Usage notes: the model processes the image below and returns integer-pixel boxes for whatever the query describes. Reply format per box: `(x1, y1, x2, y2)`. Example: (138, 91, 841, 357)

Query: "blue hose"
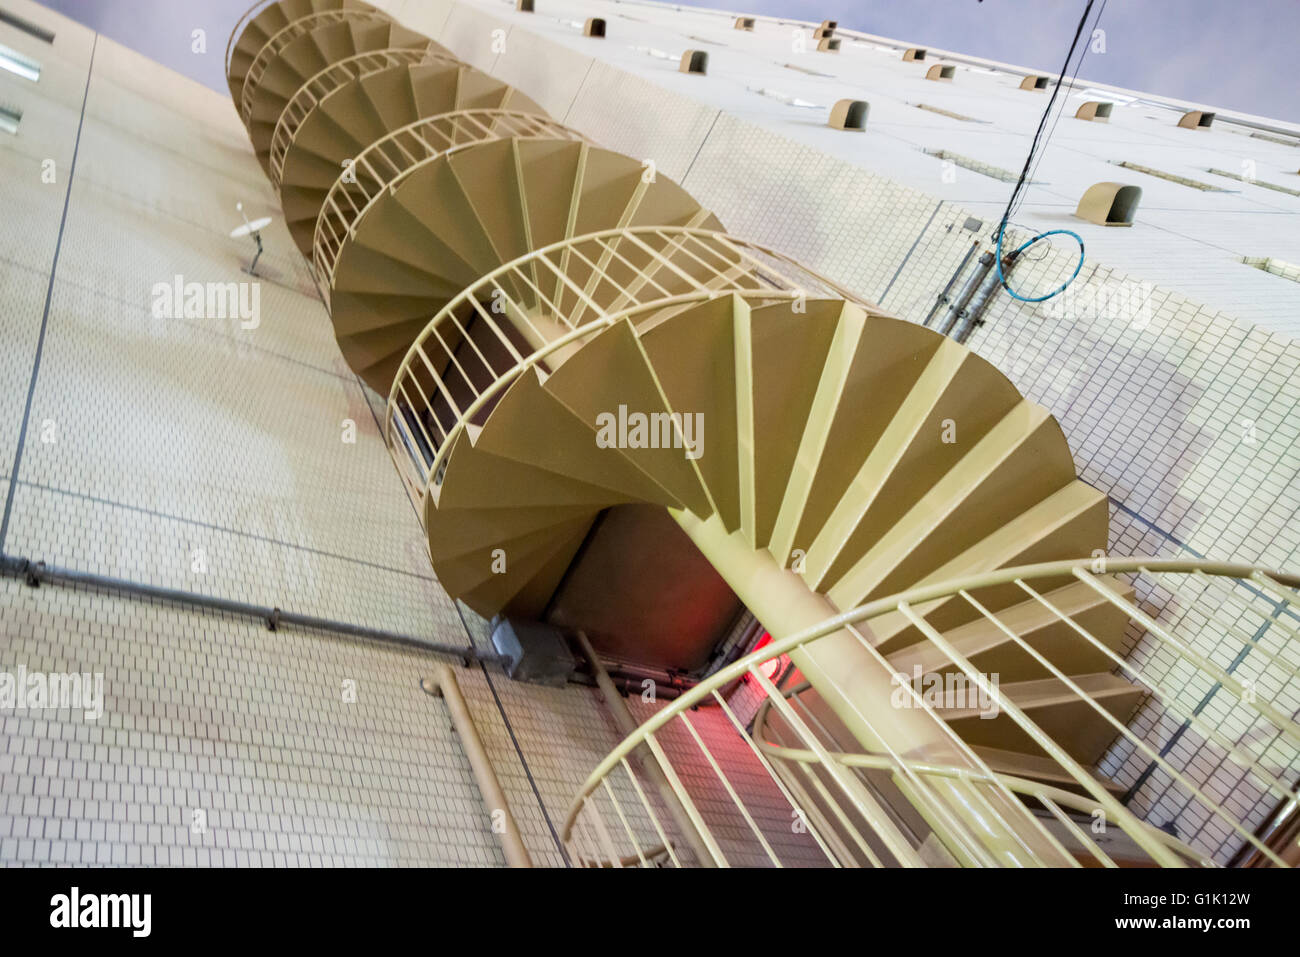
(994, 221, 1085, 303)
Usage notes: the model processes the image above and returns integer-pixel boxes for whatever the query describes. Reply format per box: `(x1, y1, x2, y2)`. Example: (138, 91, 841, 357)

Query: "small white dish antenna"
(231, 202, 272, 275)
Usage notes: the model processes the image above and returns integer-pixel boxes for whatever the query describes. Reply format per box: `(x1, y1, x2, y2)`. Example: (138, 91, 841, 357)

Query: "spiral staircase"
(226, 1, 1299, 868)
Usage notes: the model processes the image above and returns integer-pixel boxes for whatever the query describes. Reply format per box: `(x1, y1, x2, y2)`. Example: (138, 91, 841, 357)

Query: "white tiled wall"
(390, 0, 1299, 864)
(0, 0, 671, 868)
(3, 0, 1295, 869)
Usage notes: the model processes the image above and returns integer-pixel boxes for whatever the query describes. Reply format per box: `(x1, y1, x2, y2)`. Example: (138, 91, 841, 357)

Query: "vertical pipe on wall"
(423, 664, 533, 867)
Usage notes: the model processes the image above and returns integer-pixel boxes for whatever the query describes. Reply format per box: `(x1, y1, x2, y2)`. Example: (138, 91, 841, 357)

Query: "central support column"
(672, 509, 1071, 867)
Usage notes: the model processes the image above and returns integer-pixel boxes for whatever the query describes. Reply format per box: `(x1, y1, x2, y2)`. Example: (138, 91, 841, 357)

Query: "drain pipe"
(0, 553, 508, 665)
(574, 630, 716, 867)
(951, 249, 1021, 344)
(923, 240, 980, 328)
(420, 664, 533, 868)
(935, 251, 994, 338)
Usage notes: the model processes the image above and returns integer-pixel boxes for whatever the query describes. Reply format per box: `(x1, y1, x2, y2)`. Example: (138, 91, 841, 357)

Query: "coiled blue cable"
(994, 221, 1086, 303)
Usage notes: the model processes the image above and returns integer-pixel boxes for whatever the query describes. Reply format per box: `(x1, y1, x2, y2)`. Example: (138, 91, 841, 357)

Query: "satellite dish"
(231, 202, 272, 276)
(229, 217, 272, 239)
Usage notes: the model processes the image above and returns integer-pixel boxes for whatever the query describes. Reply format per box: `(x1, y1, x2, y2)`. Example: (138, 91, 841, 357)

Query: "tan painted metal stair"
(329, 140, 722, 393)
(279, 61, 548, 254)
(224, 2, 1300, 867)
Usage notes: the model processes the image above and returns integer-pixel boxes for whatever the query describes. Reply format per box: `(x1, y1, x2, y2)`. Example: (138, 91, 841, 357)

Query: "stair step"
(849, 481, 1110, 653)
(459, 517, 592, 620)
(744, 299, 842, 548)
(778, 314, 942, 568)
(828, 401, 1075, 605)
(885, 577, 1134, 683)
(972, 745, 1127, 798)
(809, 338, 1025, 590)
(542, 320, 713, 516)
(471, 368, 688, 506)
(637, 295, 741, 531)
(940, 673, 1145, 766)
(435, 430, 647, 512)
(447, 139, 531, 266)
(434, 514, 594, 599)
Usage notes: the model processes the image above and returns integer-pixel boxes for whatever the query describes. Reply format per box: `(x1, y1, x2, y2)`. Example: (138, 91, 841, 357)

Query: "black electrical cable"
(997, 0, 1099, 233)
(1017, 0, 1110, 215)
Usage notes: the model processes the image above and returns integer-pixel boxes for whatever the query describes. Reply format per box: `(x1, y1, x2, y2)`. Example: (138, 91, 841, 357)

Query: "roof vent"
(583, 17, 605, 37)
(0, 41, 39, 81)
(734, 16, 755, 30)
(1075, 101, 1113, 122)
(0, 8, 54, 43)
(515, 0, 534, 10)
(1075, 182, 1142, 226)
(926, 64, 956, 82)
(903, 48, 927, 61)
(1019, 75, 1051, 91)
(817, 36, 841, 53)
(679, 50, 708, 74)
(1242, 256, 1300, 283)
(828, 99, 868, 131)
(815, 20, 837, 36)
(0, 102, 20, 135)
(1178, 110, 1215, 130)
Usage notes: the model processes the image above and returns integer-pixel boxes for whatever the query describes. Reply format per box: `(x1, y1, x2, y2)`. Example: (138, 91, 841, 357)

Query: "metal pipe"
(923, 240, 980, 328)
(936, 251, 993, 337)
(574, 630, 717, 867)
(421, 664, 533, 868)
(0, 553, 508, 665)
(952, 250, 1019, 344)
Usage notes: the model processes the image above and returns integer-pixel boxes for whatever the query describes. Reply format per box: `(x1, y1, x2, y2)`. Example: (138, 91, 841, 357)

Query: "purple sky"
(39, 0, 1300, 123)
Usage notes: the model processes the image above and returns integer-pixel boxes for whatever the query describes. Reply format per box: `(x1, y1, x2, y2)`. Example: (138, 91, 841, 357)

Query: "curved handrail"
(382, 226, 868, 511)
(312, 110, 586, 285)
(747, 680, 1213, 867)
(561, 558, 1300, 867)
(225, 0, 277, 80)
(268, 46, 457, 187)
(240, 8, 391, 125)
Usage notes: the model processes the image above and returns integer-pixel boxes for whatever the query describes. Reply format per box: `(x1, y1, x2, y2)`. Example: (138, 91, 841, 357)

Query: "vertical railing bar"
(839, 617, 1097, 867)
(762, 716, 879, 865)
(746, 664, 928, 867)
(411, 340, 463, 421)
(836, 622, 1038, 866)
(424, 323, 478, 406)
(1075, 567, 1300, 745)
(572, 810, 602, 868)
(1248, 570, 1300, 615)
(394, 383, 438, 472)
(641, 732, 730, 867)
(587, 797, 625, 868)
(782, 678, 1011, 866)
(712, 690, 842, 867)
(619, 758, 681, 868)
(587, 237, 678, 306)
(677, 711, 783, 867)
(397, 356, 445, 440)
(1037, 792, 1114, 868)
(600, 778, 649, 867)
(555, 238, 629, 327)
(444, 304, 500, 382)
(986, 587, 1289, 867)
(531, 249, 607, 330)
(1014, 578, 1297, 804)
(897, 600, 1183, 867)
(618, 230, 706, 289)
(1174, 571, 1300, 679)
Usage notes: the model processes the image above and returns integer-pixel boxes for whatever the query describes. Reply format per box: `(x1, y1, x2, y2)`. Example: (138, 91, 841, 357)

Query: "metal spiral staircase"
(227, 1, 1300, 868)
